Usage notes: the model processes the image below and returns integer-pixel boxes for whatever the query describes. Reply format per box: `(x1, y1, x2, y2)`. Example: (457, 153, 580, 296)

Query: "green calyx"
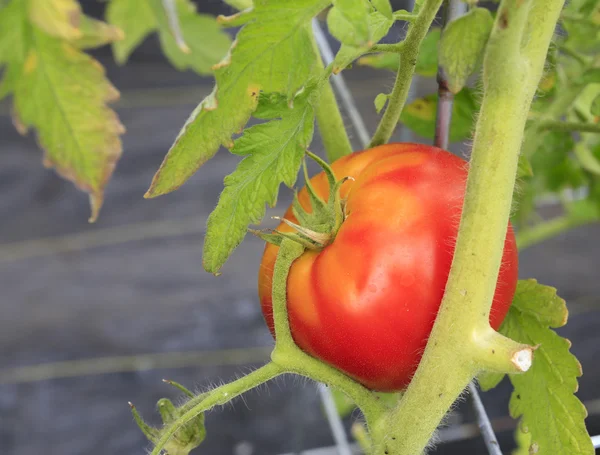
(251, 151, 352, 250)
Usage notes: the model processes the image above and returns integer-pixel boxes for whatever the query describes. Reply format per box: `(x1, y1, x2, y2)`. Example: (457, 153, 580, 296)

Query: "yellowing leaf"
(107, 0, 230, 74)
(75, 15, 124, 50)
(203, 91, 315, 273)
(13, 30, 124, 222)
(145, 0, 327, 198)
(28, 0, 83, 40)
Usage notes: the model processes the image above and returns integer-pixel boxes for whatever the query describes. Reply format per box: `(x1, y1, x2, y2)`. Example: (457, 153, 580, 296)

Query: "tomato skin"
(258, 143, 519, 392)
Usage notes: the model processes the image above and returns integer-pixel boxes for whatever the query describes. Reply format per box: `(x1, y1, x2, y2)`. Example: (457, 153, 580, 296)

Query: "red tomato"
(258, 143, 518, 391)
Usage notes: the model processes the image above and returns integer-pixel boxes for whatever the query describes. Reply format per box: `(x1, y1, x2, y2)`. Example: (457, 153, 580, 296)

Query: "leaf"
(202, 91, 315, 273)
(477, 371, 504, 392)
(495, 280, 594, 455)
(370, 0, 392, 19)
(575, 144, 600, 175)
(13, 29, 124, 222)
(222, 0, 253, 9)
(374, 92, 389, 113)
(74, 15, 124, 50)
(327, 0, 371, 47)
(517, 154, 533, 179)
(512, 427, 533, 455)
(27, 0, 82, 40)
(333, 10, 393, 73)
(107, 0, 230, 73)
(356, 27, 440, 77)
(438, 7, 493, 93)
(145, 0, 326, 198)
(400, 88, 479, 143)
(0, 0, 29, 99)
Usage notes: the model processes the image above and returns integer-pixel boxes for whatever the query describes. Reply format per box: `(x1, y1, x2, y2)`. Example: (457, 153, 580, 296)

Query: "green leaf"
(400, 88, 479, 143)
(107, 0, 230, 74)
(13, 29, 124, 222)
(145, 0, 326, 198)
(477, 371, 504, 392)
(370, 0, 392, 19)
(575, 144, 600, 175)
(356, 27, 440, 77)
(327, 0, 371, 47)
(415, 27, 440, 77)
(27, 0, 83, 40)
(591, 93, 600, 116)
(496, 280, 594, 455)
(222, 0, 253, 10)
(374, 92, 389, 113)
(517, 154, 534, 179)
(202, 91, 315, 273)
(333, 10, 393, 73)
(0, 0, 29, 99)
(512, 427, 533, 455)
(438, 7, 493, 93)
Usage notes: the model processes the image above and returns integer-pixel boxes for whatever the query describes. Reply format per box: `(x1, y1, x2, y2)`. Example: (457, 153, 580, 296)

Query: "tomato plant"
(259, 143, 519, 391)
(1, 0, 599, 454)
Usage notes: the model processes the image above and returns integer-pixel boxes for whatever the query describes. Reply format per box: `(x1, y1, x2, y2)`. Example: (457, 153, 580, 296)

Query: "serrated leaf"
(145, 0, 326, 198)
(28, 0, 82, 40)
(202, 93, 315, 273)
(494, 280, 594, 455)
(13, 30, 124, 222)
(74, 16, 124, 50)
(332, 10, 393, 73)
(107, 0, 230, 73)
(374, 92, 388, 113)
(327, 0, 371, 47)
(439, 7, 493, 94)
(356, 27, 440, 77)
(400, 88, 479, 143)
(370, 0, 392, 19)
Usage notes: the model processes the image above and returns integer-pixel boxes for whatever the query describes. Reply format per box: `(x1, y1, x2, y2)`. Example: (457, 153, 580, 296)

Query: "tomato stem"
(311, 23, 353, 162)
(369, 0, 445, 147)
(371, 1, 566, 453)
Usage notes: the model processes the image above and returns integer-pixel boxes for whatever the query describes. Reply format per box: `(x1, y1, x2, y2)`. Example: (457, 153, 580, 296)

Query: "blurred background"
(1, 1, 599, 454)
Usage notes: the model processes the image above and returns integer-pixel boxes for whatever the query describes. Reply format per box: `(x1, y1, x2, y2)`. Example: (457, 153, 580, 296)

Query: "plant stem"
(150, 362, 284, 455)
(537, 120, 600, 133)
(369, 0, 445, 147)
(516, 213, 599, 249)
(311, 25, 353, 162)
(371, 1, 565, 453)
(371, 43, 404, 53)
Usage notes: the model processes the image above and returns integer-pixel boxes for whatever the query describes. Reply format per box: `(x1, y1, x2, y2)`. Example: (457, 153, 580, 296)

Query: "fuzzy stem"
(311, 26, 353, 162)
(269, 239, 387, 428)
(516, 212, 599, 249)
(369, 0, 444, 147)
(149, 362, 284, 455)
(370, 1, 565, 453)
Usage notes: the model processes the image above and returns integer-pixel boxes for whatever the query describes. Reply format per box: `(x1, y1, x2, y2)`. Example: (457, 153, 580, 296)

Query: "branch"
(537, 120, 600, 134)
(370, 1, 566, 453)
(369, 0, 445, 147)
(516, 212, 599, 249)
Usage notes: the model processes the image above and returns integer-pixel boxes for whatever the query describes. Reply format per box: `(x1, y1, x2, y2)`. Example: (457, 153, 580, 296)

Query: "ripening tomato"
(258, 143, 518, 392)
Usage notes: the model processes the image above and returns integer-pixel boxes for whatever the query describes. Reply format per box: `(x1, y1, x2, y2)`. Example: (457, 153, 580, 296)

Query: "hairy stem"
(150, 362, 284, 455)
(311, 26, 353, 162)
(371, 1, 565, 453)
(369, 0, 444, 147)
(537, 120, 600, 133)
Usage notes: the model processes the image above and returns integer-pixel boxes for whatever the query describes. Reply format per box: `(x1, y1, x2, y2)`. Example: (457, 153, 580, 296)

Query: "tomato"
(258, 143, 518, 391)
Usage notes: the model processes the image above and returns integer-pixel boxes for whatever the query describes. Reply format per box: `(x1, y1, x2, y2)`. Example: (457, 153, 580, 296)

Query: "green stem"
(371, 1, 565, 453)
(150, 362, 284, 455)
(371, 42, 404, 53)
(311, 29, 353, 162)
(517, 213, 599, 249)
(369, 0, 444, 147)
(537, 120, 600, 133)
(269, 239, 387, 428)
